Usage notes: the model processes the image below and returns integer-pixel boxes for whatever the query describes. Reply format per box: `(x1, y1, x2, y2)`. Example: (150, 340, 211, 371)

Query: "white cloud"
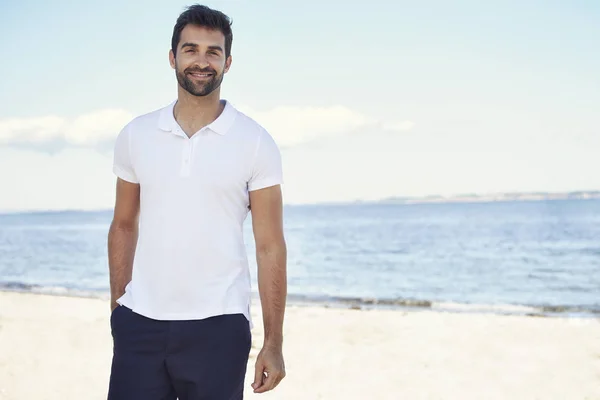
(0, 116, 64, 144)
(64, 109, 134, 146)
(0, 109, 133, 148)
(0, 105, 414, 150)
(237, 105, 415, 147)
(383, 120, 416, 132)
(237, 105, 376, 147)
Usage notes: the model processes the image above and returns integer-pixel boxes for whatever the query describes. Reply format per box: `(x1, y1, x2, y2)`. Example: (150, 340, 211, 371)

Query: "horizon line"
(1, 189, 599, 215)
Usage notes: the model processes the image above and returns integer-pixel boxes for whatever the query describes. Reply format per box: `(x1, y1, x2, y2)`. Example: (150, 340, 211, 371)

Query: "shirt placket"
(180, 137, 194, 177)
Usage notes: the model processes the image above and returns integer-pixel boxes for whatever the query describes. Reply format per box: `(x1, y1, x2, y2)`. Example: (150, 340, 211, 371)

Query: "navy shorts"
(108, 305, 252, 400)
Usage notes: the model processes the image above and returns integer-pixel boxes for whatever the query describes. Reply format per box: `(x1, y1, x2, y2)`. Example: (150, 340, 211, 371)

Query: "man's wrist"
(110, 294, 122, 309)
(263, 334, 283, 349)
(111, 290, 124, 303)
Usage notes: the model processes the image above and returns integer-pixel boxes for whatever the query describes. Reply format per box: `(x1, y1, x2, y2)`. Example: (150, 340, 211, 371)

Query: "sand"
(0, 291, 598, 399)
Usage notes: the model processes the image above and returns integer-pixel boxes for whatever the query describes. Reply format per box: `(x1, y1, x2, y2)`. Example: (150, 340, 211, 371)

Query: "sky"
(0, 0, 599, 211)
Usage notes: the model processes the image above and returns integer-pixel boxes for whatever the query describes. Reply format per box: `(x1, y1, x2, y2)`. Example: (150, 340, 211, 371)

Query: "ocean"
(1, 199, 598, 317)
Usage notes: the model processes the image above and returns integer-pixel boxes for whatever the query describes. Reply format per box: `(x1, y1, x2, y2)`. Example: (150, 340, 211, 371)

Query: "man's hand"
(252, 344, 286, 393)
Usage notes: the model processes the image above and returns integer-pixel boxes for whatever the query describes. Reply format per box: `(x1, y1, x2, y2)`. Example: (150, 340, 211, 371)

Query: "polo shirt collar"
(158, 99, 236, 136)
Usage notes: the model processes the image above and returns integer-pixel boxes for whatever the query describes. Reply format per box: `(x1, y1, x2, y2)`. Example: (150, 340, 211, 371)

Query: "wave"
(284, 293, 600, 317)
(0, 281, 109, 300)
(1, 281, 598, 318)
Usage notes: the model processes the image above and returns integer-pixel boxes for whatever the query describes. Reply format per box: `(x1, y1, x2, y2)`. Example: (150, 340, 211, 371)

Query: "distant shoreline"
(1, 191, 600, 215)
(376, 190, 600, 205)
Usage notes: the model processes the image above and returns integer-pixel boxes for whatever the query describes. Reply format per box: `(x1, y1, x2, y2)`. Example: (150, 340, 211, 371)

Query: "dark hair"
(171, 4, 233, 58)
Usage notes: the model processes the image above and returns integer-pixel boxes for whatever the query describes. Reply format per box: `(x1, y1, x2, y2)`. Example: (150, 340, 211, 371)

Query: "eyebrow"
(180, 43, 223, 53)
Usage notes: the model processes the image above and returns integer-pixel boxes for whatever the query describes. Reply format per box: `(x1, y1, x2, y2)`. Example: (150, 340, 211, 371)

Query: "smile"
(188, 72, 213, 79)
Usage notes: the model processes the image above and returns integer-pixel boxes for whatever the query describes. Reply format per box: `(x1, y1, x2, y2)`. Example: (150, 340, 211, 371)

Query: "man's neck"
(173, 88, 225, 138)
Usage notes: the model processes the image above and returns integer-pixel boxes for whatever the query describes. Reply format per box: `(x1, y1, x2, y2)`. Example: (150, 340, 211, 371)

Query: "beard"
(176, 64, 224, 97)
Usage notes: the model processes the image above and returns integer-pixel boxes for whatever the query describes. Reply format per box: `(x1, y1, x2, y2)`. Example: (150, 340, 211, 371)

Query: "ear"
(224, 55, 232, 73)
(169, 49, 176, 69)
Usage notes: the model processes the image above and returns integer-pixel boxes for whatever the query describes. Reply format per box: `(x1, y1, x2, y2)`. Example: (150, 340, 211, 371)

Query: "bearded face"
(170, 24, 231, 97)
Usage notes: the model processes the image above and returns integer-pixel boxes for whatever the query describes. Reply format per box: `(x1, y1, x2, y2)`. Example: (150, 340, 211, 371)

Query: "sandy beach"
(0, 291, 598, 400)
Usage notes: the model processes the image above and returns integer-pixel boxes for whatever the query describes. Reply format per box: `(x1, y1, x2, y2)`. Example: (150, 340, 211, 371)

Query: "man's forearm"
(108, 222, 138, 307)
(256, 242, 287, 348)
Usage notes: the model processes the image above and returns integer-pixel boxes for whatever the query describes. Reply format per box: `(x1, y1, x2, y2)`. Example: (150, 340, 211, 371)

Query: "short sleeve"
(248, 129, 283, 191)
(112, 124, 139, 184)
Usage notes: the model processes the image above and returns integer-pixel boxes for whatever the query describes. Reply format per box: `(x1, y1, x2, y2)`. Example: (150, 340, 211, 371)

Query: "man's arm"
(249, 184, 287, 394)
(108, 178, 140, 311)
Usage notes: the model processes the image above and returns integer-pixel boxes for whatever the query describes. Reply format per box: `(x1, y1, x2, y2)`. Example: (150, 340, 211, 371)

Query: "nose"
(193, 54, 210, 69)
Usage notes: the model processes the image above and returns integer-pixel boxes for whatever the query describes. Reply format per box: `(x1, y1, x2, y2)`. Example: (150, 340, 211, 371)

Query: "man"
(107, 4, 287, 399)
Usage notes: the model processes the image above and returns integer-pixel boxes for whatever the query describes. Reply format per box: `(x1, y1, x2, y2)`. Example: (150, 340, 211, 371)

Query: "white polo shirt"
(112, 99, 283, 326)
